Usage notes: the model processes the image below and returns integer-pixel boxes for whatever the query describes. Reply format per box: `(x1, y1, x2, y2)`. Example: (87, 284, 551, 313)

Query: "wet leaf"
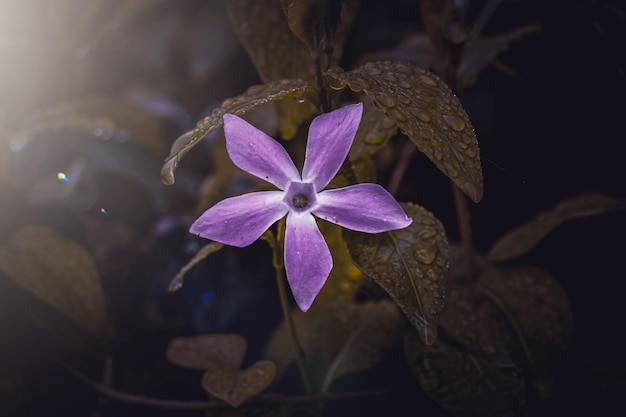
(226, 0, 313, 82)
(408, 245, 574, 415)
(161, 79, 314, 185)
(264, 299, 404, 390)
(201, 360, 276, 407)
(349, 97, 398, 160)
(344, 203, 448, 344)
(8, 97, 166, 156)
(166, 334, 246, 370)
(0, 225, 113, 339)
(404, 286, 528, 417)
(478, 265, 574, 398)
(457, 24, 540, 89)
(488, 193, 626, 262)
(325, 62, 483, 202)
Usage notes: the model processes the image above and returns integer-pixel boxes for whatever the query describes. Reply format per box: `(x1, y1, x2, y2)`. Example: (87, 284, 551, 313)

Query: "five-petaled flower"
(190, 103, 412, 311)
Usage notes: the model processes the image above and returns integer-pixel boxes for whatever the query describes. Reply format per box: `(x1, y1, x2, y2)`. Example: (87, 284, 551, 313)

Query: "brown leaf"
(478, 265, 574, 398)
(404, 286, 528, 417)
(161, 79, 314, 185)
(166, 334, 247, 370)
(0, 226, 114, 339)
(201, 360, 276, 407)
(226, 0, 313, 83)
(325, 62, 483, 202)
(344, 203, 448, 344)
(488, 193, 626, 262)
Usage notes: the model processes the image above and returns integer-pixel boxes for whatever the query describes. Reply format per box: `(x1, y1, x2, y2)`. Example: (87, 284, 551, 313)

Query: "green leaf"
(344, 203, 448, 344)
(487, 193, 626, 262)
(166, 333, 246, 370)
(161, 79, 314, 185)
(0, 226, 114, 339)
(325, 62, 484, 202)
(264, 299, 404, 390)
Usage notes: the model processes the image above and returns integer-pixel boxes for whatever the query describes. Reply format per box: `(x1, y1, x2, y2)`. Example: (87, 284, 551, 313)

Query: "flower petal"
(190, 191, 288, 247)
(314, 184, 412, 232)
(224, 114, 300, 189)
(302, 103, 363, 190)
(284, 212, 332, 312)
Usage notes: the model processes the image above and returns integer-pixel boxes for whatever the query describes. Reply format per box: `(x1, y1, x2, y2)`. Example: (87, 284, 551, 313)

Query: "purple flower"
(190, 103, 412, 311)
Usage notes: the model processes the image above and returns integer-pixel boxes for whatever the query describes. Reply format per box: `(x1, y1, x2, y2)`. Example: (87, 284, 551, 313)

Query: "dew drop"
(410, 107, 431, 122)
(433, 149, 443, 161)
(394, 63, 412, 74)
(419, 226, 438, 240)
(397, 94, 411, 105)
(443, 114, 465, 131)
(399, 81, 412, 89)
(443, 162, 459, 178)
(464, 146, 478, 158)
(416, 247, 437, 264)
(390, 109, 407, 122)
(375, 92, 396, 107)
(366, 66, 382, 76)
(382, 73, 398, 83)
(419, 74, 438, 87)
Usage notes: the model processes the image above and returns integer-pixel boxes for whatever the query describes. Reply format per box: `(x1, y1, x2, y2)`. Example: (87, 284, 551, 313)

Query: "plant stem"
(59, 359, 387, 410)
(387, 140, 416, 197)
(264, 227, 312, 394)
(452, 184, 478, 281)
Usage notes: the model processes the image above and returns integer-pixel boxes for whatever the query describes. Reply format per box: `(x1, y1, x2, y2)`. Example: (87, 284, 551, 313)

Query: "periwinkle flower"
(191, 103, 412, 311)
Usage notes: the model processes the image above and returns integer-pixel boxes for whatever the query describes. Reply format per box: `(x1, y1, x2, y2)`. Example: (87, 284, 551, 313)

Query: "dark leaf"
(478, 265, 574, 398)
(404, 286, 528, 417)
(488, 193, 626, 262)
(325, 62, 483, 202)
(0, 226, 114, 339)
(226, 0, 313, 82)
(201, 360, 276, 407)
(264, 299, 404, 390)
(280, 0, 360, 65)
(344, 203, 448, 344)
(161, 79, 314, 185)
(457, 24, 540, 89)
(280, 0, 320, 51)
(166, 334, 246, 370)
